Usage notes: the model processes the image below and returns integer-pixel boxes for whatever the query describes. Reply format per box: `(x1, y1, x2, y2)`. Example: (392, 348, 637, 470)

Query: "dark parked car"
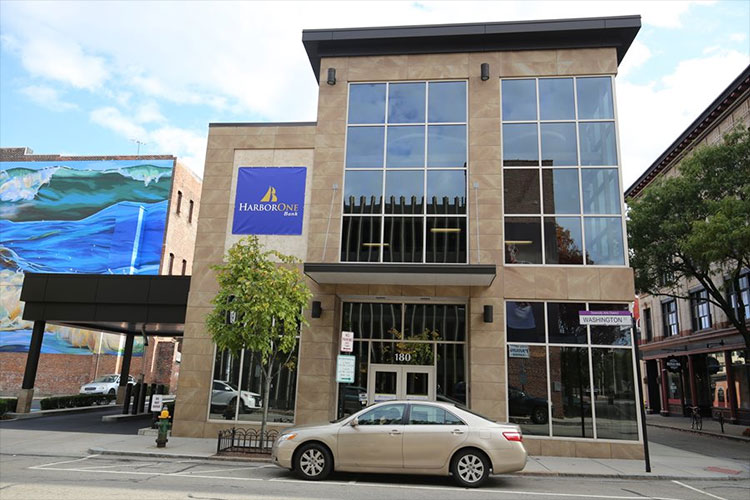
(508, 386, 548, 424)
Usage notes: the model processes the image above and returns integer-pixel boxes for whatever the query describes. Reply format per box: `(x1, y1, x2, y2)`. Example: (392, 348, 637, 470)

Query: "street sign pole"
(632, 319, 652, 473)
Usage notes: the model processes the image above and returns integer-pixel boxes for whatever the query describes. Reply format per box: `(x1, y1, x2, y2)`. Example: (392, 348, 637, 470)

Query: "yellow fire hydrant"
(156, 408, 170, 448)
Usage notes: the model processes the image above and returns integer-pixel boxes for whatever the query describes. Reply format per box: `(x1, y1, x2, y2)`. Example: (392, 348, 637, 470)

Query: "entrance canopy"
(305, 263, 496, 287)
(21, 273, 190, 337)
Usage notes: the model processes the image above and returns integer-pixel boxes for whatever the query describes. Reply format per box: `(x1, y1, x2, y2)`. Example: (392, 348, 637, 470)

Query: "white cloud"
(19, 37, 109, 90)
(729, 32, 747, 42)
(90, 107, 147, 140)
(617, 48, 750, 188)
(20, 85, 78, 112)
(134, 102, 166, 124)
(618, 40, 652, 78)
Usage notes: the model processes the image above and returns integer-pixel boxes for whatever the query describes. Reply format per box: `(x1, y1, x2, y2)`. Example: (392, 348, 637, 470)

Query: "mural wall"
(0, 159, 175, 355)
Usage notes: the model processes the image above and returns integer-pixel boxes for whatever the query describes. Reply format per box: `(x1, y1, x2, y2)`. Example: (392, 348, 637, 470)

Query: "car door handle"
(451, 429, 465, 435)
(389, 429, 402, 435)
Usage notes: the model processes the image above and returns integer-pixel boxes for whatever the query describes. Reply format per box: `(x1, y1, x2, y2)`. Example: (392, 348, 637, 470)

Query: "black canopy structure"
(16, 273, 190, 411)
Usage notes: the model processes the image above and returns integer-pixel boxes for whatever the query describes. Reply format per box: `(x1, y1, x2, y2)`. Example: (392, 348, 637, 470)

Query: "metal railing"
(217, 427, 279, 455)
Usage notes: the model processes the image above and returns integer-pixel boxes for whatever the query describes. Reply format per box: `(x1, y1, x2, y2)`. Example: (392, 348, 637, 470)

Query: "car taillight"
(503, 431, 523, 442)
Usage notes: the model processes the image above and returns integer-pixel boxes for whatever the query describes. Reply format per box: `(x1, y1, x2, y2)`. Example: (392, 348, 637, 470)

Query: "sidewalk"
(646, 413, 750, 442)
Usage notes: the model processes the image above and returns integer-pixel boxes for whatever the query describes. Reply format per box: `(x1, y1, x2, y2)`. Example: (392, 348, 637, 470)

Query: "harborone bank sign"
(232, 167, 307, 235)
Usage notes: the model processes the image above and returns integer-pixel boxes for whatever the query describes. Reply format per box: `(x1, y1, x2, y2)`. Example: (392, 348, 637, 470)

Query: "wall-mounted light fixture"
(311, 301, 322, 318)
(483, 305, 493, 323)
(327, 68, 336, 85)
(480, 63, 490, 81)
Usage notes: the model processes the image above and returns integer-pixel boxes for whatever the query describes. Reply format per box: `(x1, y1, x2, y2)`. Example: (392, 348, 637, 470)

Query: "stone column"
(658, 358, 670, 416)
(724, 350, 739, 423)
(16, 320, 46, 413)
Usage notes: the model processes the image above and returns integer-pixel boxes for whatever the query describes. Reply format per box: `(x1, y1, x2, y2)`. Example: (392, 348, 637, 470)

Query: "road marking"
(175, 466, 258, 475)
(28, 463, 687, 500)
(671, 480, 727, 500)
(30, 454, 100, 469)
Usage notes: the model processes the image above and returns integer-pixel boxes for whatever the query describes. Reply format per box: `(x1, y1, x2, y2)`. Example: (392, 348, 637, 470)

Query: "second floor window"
(690, 289, 711, 331)
(176, 191, 183, 214)
(188, 200, 194, 223)
(661, 300, 678, 337)
(181, 259, 187, 276)
(727, 273, 750, 321)
(341, 81, 468, 263)
(168, 253, 174, 275)
(643, 308, 653, 341)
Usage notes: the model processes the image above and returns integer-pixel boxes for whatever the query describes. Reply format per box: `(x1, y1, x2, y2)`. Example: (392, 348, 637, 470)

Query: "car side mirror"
(350, 417, 359, 427)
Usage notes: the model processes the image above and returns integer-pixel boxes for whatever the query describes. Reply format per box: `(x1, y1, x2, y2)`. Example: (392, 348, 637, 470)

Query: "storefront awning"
(304, 263, 496, 287)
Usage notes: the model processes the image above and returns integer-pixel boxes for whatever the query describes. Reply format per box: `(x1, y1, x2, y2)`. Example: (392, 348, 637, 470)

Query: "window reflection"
(503, 123, 539, 166)
(502, 79, 537, 121)
(344, 170, 383, 214)
(383, 217, 424, 262)
(427, 125, 466, 167)
(348, 83, 386, 124)
(426, 217, 466, 263)
(579, 122, 617, 166)
(577, 77, 614, 120)
(437, 344, 466, 405)
(581, 168, 621, 214)
(341, 216, 382, 262)
(428, 81, 466, 123)
(541, 123, 578, 166)
(544, 217, 583, 265)
(549, 346, 593, 438)
(505, 217, 542, 264)
(504, 169, 540, 214)
(589, 304, 631, 345)
(238, 345, 298, 423)
(542, 169, 580, 214)
(506, 301, 545, 343)
(210, 349, 242, 420)
(404, 303, 466, 342)
(388, 82, 425, 123)
(547, 303, 587, 343)
(427, 170, 466, 214)
(539, 78, 575, 120)
(346, 126, 385, 168)
(584, 217, 625, 265)
(592, 348, 637, 440)
(341, 302, 402, 340)
(387, 126, 425, 168)
(508, 345, 549, 435)
(385, 170, 424, 214)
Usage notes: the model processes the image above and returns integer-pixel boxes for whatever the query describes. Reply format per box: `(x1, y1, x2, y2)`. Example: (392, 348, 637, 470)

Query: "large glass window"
(661, 300, 678, 337)
(343, 81, 468, 263)
(502, 76, 625, 266)
(210, 343, 299, 423)
(731, 350, 750, 410)
(727, 273, 750, 321)
(507, 300, 638, 441)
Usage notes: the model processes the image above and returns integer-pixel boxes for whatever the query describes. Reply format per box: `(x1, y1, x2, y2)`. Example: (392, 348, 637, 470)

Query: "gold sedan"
(271, 401, 527, 487)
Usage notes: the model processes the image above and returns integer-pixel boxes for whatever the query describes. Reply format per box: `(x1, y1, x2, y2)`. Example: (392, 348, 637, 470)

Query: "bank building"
(172, 15, 643, 459)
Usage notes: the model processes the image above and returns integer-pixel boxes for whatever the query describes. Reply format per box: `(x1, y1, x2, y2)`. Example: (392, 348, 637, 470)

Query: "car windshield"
(92, 375, 117, 383)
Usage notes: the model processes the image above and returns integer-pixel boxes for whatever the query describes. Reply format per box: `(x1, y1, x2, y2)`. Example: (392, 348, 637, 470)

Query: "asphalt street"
(0, 406, 149, 434)
(1, 453, 748, 500)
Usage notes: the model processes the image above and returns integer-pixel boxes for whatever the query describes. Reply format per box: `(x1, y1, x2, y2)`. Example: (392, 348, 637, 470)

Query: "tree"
(628, 127, 750, 349)
(206, 236, 312, 439)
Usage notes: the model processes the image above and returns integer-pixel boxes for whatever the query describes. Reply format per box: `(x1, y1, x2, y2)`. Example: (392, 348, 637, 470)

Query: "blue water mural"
(0, 159, 174, 354)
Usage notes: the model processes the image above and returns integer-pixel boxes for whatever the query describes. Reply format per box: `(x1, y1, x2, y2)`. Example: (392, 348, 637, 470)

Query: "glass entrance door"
(368, 364, 435, 404)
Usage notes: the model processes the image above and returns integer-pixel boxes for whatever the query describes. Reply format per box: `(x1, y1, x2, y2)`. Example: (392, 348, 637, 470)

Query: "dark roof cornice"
(625, 65, 750, 200)
(302, 15, 641, 81)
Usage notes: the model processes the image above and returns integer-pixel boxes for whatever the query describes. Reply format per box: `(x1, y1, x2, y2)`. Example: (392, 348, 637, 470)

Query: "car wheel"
(108, 389, 116, 396)
(294, 443, 332, 481)
(452, 449, 490, 488)
(531, 406, 548, 424)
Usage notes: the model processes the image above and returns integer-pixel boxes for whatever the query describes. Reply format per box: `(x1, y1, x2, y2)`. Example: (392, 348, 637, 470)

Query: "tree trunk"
(259, 364, 273, 449)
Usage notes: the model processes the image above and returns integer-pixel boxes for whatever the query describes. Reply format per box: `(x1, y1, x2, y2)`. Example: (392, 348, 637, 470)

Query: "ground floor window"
(337, 301, 466, 418)
(506, 301, 638, 441)
(732, 349, 750, 410)
(209, 344, 298, 423)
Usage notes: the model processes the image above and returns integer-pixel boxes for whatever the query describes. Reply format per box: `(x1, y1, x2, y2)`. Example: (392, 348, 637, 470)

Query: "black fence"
(217, 428, 279, 455)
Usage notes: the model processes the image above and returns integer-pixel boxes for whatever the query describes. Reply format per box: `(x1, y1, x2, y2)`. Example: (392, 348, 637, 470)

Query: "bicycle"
(690, 406, 703, 430)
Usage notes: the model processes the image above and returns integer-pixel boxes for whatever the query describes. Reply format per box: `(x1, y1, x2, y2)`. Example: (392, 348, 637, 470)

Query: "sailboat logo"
(260, 186, 278, 202)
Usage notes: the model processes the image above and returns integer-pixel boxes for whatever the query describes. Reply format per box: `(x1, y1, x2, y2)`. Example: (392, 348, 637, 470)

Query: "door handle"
(451, 429, 465, 435)
(390, 429, 402, 435)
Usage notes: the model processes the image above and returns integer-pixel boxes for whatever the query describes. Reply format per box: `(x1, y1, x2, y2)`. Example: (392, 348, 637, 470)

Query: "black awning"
(304, 263, 496, 287)
(20, 273, 190, 337)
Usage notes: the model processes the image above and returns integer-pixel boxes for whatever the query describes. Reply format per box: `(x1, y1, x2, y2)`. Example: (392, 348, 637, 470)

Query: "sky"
(1, 1, 748, 188)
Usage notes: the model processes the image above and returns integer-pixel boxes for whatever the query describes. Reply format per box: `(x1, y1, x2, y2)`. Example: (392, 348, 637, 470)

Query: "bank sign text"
(232, 167, 306, 235)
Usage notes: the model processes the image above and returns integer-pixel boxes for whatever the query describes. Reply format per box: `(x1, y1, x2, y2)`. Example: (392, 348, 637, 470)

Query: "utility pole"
(131, 139, 147, 155)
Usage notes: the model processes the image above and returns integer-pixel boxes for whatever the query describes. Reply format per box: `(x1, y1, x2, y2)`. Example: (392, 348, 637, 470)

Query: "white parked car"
(211, 379, 262, 416)
(79, 374, 135, 395)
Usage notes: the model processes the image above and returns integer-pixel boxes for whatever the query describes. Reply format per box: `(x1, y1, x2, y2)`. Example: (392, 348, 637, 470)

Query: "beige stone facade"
(174, 39, 642, 458)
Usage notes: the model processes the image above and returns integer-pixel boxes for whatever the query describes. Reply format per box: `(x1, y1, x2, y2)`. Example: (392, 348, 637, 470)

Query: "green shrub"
(0, 398, 18, 416)
(40, 394, 115, 410)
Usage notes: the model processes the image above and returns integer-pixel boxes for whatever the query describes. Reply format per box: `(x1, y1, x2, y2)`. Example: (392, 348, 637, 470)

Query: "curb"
(647, 422, 750, 443)
(87, 449, 747, 480)
(102, 413, 153, 422)
(7, 405, 119, 420)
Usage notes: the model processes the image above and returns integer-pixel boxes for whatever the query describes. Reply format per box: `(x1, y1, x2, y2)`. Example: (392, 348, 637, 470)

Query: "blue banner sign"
(232, 167, 307, 235)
